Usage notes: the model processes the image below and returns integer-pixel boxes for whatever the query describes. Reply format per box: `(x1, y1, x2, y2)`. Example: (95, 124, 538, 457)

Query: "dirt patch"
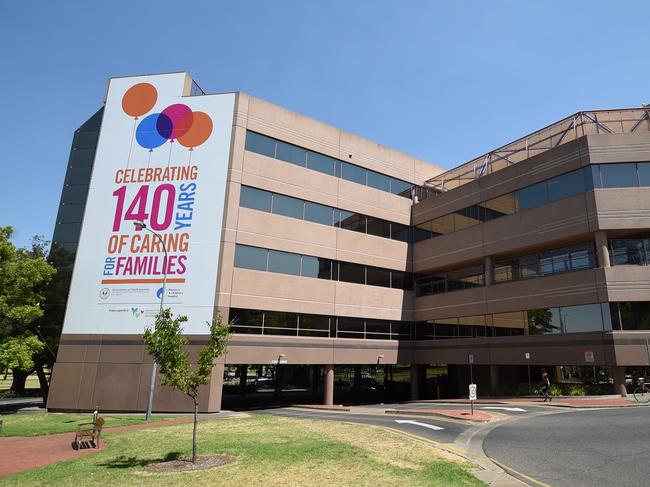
(146, 454, 238, 473)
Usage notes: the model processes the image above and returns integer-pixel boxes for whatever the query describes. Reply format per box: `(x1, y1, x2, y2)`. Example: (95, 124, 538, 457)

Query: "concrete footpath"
(410, 394, 639, 408)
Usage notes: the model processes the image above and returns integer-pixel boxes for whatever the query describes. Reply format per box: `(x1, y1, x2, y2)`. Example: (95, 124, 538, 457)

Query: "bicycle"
(633, 379, 650, 403)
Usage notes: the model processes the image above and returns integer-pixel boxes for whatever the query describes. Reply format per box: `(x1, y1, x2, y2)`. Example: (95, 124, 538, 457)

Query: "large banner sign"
(62, 73, 235, 334)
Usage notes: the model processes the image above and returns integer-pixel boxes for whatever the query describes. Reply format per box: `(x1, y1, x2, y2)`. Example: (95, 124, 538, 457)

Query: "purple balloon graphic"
(161, 104, 193, 140)
(136, 113, 172, 150)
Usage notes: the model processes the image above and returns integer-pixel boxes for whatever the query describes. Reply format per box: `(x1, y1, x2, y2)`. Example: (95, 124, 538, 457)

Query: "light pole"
(134, 221, 168, 422)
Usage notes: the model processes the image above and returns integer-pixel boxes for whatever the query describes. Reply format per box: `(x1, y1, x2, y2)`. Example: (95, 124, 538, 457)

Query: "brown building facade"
(47, 73, 650, 411)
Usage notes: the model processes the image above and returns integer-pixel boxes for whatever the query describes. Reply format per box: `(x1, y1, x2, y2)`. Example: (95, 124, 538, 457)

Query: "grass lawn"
(0, 415, 485, 487)
(0, 413, 171, 437)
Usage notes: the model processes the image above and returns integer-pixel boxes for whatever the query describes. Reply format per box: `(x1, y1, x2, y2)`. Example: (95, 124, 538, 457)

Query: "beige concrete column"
(410, 364, 419, 400)
(324, 365, 334, 405)
(595, 231, 610, 268)
(484, 255, 493, 286)
(613, 366, 627, 397)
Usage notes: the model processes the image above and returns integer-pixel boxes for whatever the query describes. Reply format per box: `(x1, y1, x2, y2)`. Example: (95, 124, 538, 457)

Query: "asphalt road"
(260, 402, 547, 451)
(483, 406, 650, 487)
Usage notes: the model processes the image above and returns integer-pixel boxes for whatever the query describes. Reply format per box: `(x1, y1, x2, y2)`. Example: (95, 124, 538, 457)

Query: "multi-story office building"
(48, 72, 650, 412)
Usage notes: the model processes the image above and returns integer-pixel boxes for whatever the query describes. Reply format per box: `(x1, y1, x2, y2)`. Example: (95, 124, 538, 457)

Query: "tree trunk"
(34, 359, 50, 405)
(192, 396, 198, 463)
(10, 368, 33, 395)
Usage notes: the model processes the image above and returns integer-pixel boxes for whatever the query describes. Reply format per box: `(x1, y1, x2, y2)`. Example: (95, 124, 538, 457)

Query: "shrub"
(549, 384, 563, 397)
(568, 384, 586, 396)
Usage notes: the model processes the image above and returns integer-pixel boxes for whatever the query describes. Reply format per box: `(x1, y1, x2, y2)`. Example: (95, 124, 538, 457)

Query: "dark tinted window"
(276, 141, 306, 166)
(234, 245, 267, 271)
(300, 256, 320, 278)
(413, 221, 432, 242)
(340, 162, 366, 185)
(240, 186, 272, 212)
(337, 317, 364, 338)
(317, 259, 335, 280)
(391, 223, 410, 242)
(57, 203, 85, 223)
(391, 271, 412, 290)
(52, 223, 81, 243)
(339, 262, 366, 284)
(612, 301, 650, 330)
(245, 132, 276, 158)
(272, 194, 304, 219)
(61, 185, 89, 204)
(547, 169, 585, 201)
(70, 148, 96, 166)
(516, 182, 548, 211)
(366, 320, 390, 337)
(638, 163, 650, 186)
(562, 303, 604, 333)
(301, 256, 335, 280)
(65, 165, 93, 185)
(390, 178, 412, 196)
(304, 202, 334, 225)
(366, 267, 391, 287)
(299, 314, 330, 336)
(264, 311, 298, 328)
(600, 163, 638, 188)
(268, 250, 301, 275)
(337, 211, 366, 233)
(366, 217, 390, 238)
(306, 151, 336, 175)
(588, 165, 601, 189)
(367, 171, 390, 191)
(229, 308, 263, 327)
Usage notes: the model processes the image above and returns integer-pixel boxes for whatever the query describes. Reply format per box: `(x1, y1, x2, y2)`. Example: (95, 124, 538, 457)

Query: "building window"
(268, 250, 301, 276)
(240, 186, 272, 212)
(234, 244, 267, 271)
(600, 163, 638, 188)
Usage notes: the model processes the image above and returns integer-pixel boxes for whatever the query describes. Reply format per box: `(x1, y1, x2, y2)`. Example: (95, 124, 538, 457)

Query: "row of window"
(240, 186, 410, 242)
(234, 244, 413, 290)
(227, 301, 650, 342)
(493, 242, 596, 283)
(414, 167, 590, 242)
(245, 131, 413, 198)
(414, 162, 650, 244)
(414, 242, 597, 297)
(229, 308, 409, 340)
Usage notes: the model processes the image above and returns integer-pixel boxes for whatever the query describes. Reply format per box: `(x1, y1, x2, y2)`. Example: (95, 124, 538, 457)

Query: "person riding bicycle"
(541, 368, 552, 402)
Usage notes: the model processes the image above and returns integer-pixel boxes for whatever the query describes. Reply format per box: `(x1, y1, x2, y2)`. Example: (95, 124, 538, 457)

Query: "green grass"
(0, 415, 485, 487)
(0, 413, 171, 437)
(0, 372, 42, 392)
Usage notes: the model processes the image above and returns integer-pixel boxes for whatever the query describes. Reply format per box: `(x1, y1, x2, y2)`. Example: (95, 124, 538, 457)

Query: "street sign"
(468, 353, 474, 364)
(525, 352, 530, 360)
(469, 383, 477, 401)
(584, 350, 594, 363)
(270, 359, 288, 365)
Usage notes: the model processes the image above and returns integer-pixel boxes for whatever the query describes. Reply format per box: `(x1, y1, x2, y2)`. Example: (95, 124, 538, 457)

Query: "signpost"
(468, 353, 475, 415)
(525, 352, 531, 393)
(469, 383, 477, 415)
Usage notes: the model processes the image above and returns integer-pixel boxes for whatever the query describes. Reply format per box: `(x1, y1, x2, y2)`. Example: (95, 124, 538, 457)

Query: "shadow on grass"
(98, 451, 182, 469)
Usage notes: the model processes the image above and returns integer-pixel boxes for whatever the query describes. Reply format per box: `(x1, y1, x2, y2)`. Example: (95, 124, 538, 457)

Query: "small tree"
(142, 308, 230, 463)
(0, 227, 56, 394)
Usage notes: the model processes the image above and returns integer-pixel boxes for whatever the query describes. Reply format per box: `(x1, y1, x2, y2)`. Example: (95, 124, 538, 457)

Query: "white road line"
(395, 419, 444, 431)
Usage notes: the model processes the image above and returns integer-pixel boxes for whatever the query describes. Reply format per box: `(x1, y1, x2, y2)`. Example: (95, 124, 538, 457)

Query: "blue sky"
(1, 1, 649, 248)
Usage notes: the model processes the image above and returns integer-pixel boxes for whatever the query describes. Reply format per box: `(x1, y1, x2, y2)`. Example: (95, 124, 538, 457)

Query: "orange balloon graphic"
(177, 112, 213, 148)
(121, 83, 158, 117)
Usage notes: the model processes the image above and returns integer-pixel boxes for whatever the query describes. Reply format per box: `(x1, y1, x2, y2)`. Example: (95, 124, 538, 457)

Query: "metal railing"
(424, 107, 650, 195)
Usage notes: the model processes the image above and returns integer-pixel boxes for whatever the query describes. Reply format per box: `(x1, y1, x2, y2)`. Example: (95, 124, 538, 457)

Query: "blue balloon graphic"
(136, 113, 172, 149)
